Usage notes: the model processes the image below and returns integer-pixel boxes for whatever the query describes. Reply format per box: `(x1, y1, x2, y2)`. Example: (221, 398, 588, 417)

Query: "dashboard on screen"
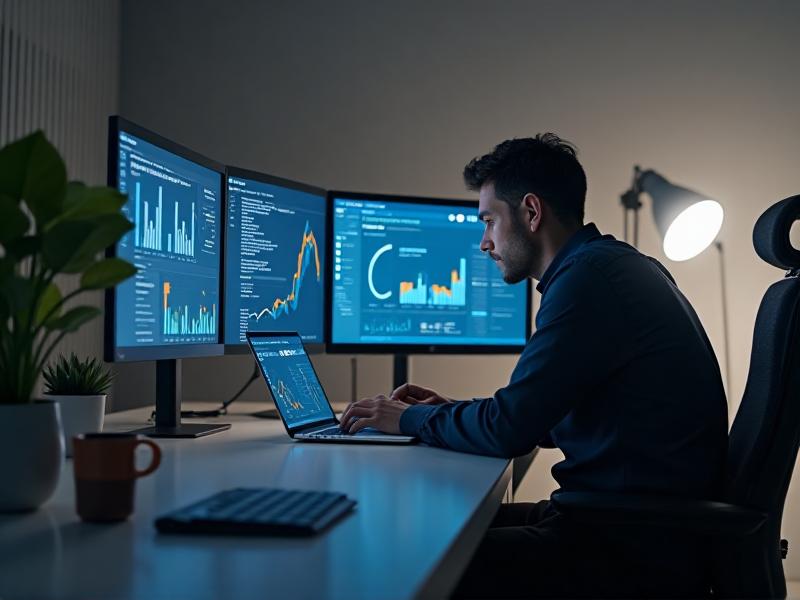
(105, 117, 224, 362)
(327, 192, 530, 353)
(224, 169, 326, 348)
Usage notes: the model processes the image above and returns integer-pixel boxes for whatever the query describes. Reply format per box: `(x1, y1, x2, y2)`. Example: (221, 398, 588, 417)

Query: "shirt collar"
(536, 222, 602, 294)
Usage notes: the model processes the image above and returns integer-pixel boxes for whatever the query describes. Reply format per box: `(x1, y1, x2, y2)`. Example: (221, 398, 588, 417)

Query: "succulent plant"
(43, 353, 113, 396)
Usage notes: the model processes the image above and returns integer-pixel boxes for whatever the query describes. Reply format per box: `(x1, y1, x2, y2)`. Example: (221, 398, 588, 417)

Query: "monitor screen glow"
(107, 119, 223, 361)
(328, 193, 530, 352)
(224, 171, 326, 345)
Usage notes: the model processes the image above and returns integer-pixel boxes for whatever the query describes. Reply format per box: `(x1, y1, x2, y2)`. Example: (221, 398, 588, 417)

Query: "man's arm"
(398, 259, 628, 457)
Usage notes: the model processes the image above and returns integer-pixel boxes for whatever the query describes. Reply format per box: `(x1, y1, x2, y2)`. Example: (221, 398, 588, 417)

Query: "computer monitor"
(223, 168, 327, 353)
(326, 191, 532, 355)
(105, 116, 228, 437)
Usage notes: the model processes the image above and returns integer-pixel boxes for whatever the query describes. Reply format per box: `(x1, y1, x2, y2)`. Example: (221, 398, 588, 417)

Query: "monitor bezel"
(222, 166, 328, 355)
(104, 115, 225, 362)
(324, 190, 532, 355)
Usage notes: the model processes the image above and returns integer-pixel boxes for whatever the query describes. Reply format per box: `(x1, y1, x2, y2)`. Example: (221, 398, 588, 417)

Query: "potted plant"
(0, 131, 135, 511)
(42, 354, 113, 457)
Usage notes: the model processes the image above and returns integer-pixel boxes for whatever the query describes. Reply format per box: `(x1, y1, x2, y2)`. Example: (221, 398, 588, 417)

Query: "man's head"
(463, 134, 587, 282)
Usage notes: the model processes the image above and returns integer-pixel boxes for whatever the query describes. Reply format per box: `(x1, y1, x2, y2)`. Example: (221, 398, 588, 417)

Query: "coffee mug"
(72, 433, 161, 522)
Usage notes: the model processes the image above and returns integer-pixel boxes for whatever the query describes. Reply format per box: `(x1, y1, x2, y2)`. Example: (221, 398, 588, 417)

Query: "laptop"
(246, 331, 415, 444)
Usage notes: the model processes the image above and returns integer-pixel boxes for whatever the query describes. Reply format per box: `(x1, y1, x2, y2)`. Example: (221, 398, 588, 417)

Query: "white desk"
(0, 404, 511, 600)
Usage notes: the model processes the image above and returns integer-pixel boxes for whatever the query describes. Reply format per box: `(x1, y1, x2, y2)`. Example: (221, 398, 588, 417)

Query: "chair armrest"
(551, 491, 767, 536)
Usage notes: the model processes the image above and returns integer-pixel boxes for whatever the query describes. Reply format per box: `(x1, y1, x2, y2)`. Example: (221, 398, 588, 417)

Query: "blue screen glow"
(249, 335, 335, 430)
(113, 130, 221, 356)
(330, 197, 528, 346)
(224, 176, 326, 344)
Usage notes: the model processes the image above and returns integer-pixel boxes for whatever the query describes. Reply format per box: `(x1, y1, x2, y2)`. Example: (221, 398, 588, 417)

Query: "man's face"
(478, 183, 537, 284)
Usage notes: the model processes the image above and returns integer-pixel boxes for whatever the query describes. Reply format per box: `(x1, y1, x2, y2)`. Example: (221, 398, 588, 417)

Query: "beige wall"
(118, 0, 800, 576)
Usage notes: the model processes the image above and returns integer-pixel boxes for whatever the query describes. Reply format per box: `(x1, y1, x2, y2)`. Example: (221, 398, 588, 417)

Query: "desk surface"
(0, 404, 510, 600)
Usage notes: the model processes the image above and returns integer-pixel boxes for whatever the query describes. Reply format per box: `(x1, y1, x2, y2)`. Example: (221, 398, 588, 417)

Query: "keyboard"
(311, 426, 369, 438)
(155, 487, 357, 537)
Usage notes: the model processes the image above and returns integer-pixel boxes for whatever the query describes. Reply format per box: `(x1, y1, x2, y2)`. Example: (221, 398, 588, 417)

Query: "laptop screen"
(248, 333, 336, 430)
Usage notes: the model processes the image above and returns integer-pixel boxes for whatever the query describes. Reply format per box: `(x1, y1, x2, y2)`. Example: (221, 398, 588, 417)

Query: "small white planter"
(0, 401, 65, 512)
(42, 394, 106, 457)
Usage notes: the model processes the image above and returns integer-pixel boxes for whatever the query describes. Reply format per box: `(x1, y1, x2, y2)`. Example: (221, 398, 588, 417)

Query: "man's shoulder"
(553, 235, 638, 280)
(549, 235, 677, 298)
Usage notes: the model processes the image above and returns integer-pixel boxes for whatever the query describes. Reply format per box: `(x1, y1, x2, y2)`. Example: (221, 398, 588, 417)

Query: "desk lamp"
(620, 167, 730, 392)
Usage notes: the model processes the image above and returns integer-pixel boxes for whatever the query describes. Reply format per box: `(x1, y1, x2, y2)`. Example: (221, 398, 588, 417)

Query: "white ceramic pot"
(0, 401, 65, 512)
(42, 394, 106, 457)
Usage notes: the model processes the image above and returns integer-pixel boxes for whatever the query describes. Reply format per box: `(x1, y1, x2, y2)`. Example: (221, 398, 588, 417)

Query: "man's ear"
(522, 193, 543, 233)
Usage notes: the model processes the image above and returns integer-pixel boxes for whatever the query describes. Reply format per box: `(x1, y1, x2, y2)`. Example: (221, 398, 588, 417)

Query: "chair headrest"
(753, 195, 800, 270)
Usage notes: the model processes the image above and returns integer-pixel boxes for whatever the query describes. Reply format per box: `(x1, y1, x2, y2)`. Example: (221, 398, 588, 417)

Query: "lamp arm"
(620, 166, 645, 245)
(715, 241, 732, 396)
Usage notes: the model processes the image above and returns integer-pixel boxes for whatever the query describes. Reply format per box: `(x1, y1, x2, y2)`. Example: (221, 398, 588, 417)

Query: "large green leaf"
(35, 282, 62, 325)
(0, 194, 29, 244)
(0, 257, 12, 281)
(41, 220, 96, 272)
(44, 305, 101, 332)
(58, 182, 127, 222)
(80, 258, 136, 290)
(61, 214, 134, 274)
(0, 258, 13, 318)
(3, 235, 42, 259)
(0, 131, 67, 225)
(0, 276, 35, 320)
(0, 133, 36, 199)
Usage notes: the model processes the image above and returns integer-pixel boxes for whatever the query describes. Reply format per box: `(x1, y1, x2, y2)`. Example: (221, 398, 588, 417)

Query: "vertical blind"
(0, 0, 120, 365)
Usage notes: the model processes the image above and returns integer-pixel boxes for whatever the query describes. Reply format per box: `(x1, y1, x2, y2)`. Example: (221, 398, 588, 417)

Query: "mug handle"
(133, 439, 162, 478)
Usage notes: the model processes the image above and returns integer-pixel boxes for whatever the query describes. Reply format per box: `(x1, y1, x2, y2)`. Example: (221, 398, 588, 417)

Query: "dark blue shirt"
(400, 223, 728, 498)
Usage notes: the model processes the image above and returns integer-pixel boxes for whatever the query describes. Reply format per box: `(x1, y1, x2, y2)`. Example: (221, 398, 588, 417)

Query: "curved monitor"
(105, 116, 224, 362)
(326, 191, 531, 354)
(223, 168, 327, 353)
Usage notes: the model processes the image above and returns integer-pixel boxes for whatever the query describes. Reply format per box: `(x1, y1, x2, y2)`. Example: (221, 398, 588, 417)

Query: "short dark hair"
(463, 134, 586, 225)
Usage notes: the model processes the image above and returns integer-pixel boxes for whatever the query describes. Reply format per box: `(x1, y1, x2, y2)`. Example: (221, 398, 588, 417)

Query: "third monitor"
(327, 191, 531, 353)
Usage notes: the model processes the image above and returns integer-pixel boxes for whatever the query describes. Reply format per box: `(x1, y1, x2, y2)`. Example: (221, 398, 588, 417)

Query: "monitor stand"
(129, 359, 231, 438)
(393, 354, 409, 391)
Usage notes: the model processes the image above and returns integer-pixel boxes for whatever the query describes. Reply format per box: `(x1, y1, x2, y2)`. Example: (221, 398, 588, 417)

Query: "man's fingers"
(349, 416, 377, 434)
(340, 405, 375, 429)
(341, 397, 377, 422)
(390, 382, 410, 399)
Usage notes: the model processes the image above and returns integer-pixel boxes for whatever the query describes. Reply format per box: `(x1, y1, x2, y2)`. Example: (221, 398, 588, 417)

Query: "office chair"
(552, 194, 800, 599)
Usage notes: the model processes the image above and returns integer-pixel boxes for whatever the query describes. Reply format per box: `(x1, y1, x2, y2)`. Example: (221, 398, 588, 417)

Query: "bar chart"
(162, 281, 216, 336)
(134, 181, 195, 257)
(399, 258, 467, 307)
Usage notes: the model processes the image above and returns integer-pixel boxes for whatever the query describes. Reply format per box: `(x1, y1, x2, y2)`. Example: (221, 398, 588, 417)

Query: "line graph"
(275, 379, 303, 411)
(248, 221, 321, 322)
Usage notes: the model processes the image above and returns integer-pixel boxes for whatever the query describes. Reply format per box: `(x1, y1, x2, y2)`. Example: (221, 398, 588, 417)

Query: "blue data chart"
(114, 130, 221, 348)
(330, 197, 529, 347)
(224, 176, 326, 344)
(249, 335, 334, 429)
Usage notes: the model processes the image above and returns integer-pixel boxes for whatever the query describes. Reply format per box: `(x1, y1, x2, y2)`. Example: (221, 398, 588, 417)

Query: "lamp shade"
(639, 170, 724, 261)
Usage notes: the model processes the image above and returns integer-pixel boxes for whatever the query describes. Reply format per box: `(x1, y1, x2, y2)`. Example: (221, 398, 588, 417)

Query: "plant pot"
(0, 401, 65, 512)
(42, 394, 106, 457)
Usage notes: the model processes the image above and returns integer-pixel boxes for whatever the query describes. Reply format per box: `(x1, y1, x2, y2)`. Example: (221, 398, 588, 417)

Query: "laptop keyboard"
(310, 426, 385, 438)
(155, 487, 356, 536)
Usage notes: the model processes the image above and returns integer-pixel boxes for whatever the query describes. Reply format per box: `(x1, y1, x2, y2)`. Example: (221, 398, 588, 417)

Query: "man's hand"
(340, 395, 410, 434)
(391, 383, 453, 406)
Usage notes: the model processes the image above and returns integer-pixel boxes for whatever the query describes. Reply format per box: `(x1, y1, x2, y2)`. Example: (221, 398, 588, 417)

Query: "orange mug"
(72, 433, 161, 522)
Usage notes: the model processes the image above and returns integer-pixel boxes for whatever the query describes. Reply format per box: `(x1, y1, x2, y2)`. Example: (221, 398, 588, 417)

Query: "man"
(340, 134, 728, 597)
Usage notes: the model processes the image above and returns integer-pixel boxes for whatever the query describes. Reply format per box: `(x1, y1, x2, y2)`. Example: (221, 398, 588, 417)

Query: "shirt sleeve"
(399, 258, 628, 457)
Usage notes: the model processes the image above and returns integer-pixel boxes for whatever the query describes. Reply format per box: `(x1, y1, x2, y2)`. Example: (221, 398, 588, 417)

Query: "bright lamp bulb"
(662, 200, 724, 261)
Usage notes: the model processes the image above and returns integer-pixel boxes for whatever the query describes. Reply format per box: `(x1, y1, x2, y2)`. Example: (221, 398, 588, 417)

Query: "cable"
(145, 359, 258, 421)
(180, 361, 261, 418)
